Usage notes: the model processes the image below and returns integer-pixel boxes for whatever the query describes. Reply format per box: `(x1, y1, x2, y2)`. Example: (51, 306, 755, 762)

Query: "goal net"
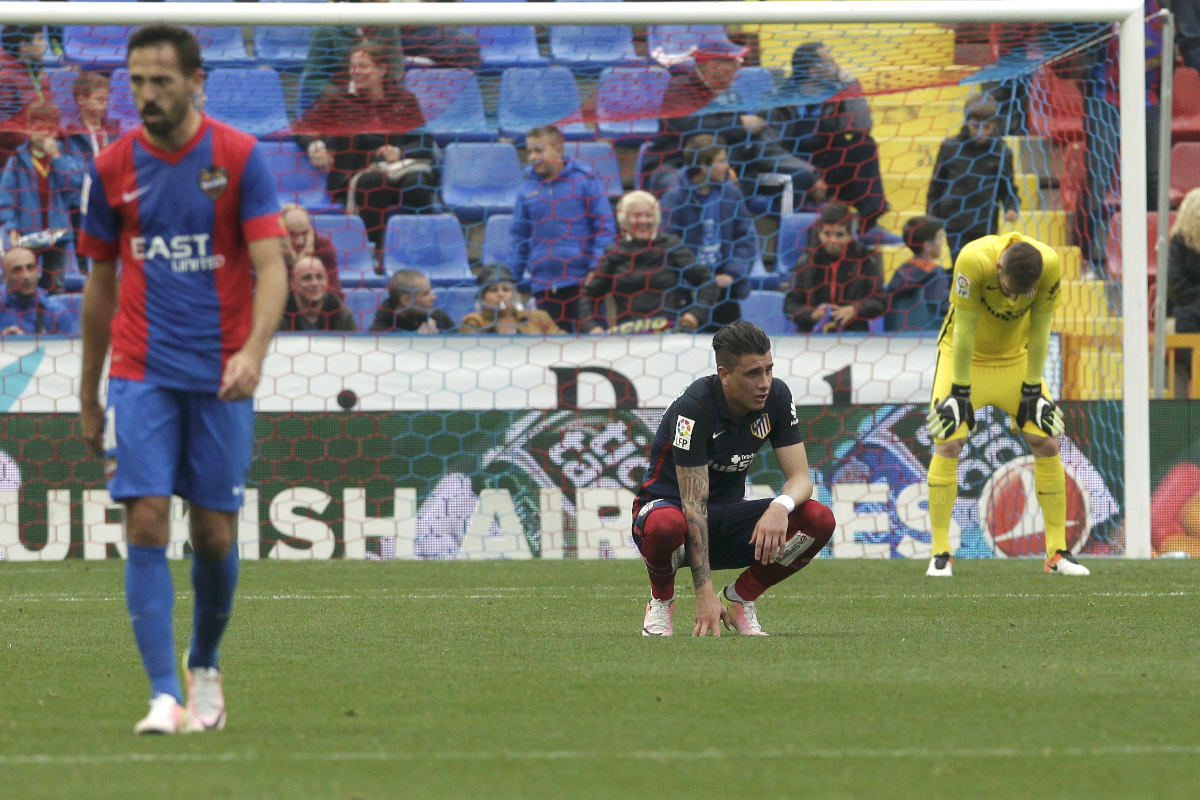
(0, 1, 1159, 562)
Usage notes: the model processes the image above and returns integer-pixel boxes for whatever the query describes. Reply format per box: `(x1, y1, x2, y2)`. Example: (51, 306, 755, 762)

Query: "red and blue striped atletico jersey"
(78, 115, 282, 393)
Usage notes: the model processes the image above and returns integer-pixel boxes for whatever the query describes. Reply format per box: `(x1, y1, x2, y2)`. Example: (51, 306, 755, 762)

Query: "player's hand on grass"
(80, 397, 105, 456)
(218, 350, 262, 401)
(1016, 382, 1065, 436)
(928, 383, 974, 438)
(692, 584, 728, 637)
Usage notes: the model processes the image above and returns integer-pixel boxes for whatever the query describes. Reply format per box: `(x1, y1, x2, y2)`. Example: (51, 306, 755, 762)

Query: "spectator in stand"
(1167, 188, 1200, 393)
(926, 96, 1020, 265)
(580, 190, 720, 335)
(659, 134, 758, 330)
(0, 99, 84, 294)
(643, 39, 822, 211)
(0, 25, 50, 168)
(769, 42, 891, 238)
(280, 256, 356, 332)
(0, 245, 78, 335)
(369, 269, 455, 334)
(509, 125, 616, 332)
(280, 203, 343, 298)
(784, 201, 885, 333)
(64, 72, 121, 276)
(458, 264, 563, 335)
(884, 216, 951, 332)
(295, 40, 436, 251)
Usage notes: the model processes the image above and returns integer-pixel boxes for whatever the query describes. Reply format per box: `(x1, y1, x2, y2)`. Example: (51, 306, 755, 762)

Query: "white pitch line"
(3, 743, 1199, 767)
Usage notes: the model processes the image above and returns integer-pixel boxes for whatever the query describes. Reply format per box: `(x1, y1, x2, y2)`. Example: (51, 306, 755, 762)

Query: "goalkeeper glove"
(927, 383, 974, 439)
(1016, 382, 1065, 437)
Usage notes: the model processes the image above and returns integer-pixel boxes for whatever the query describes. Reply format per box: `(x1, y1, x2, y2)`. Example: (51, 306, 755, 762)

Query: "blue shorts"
(105, 378, 254, 512)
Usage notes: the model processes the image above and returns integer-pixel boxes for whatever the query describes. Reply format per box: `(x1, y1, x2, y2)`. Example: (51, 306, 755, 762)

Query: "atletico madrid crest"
(751, 414, 771, 439)
(199, 165, 228, 200)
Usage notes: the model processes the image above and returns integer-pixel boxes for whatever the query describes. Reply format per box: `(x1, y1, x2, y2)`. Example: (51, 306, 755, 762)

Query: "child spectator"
(458, 264, 562, 335)
(926, 95, 1020, 264)
(885, 216, 951, 332)
(369, 269, 455, 333)
(784, 201, 885, 333)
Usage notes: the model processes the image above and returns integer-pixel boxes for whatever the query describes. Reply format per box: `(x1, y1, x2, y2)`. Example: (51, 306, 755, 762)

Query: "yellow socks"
(1035, 455, 1067, 555)
(927, 453, 959, 555)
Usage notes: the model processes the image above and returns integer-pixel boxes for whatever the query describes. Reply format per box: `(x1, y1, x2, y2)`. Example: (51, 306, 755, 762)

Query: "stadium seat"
(191, 26, 253, 68)
(595, 66, 670, 143)
(1169, 142, 1200, 207)
(60, 249, 87, 293)
(740, 290, 792, 335)
(261, 140, 339, 214)
(253, 26, 313, 72)
(104, 68, 141, 135)
(1029, 70, 1084, 142)
(440, 142, 523, 221)
(727, 66, 776, 112)
(482, 213, 513, 267)
(548, 25, 643, 72)
(1171, 66, 1200, 143)
(646, 24, 736, 63)
(775, 212, 819, 278)
(498, 66, 591, 143)
(204, 67, 291, 138)
(311, 213, 378, 285)
(464, 25, 550, 72)
(437, 286, 478, 327)
(563, 140, 623, 198)
(63, 25, 131, 69)
(343, 287, 384, 330)
(403, 69, 496, 144)
(383, 213, 472, 285)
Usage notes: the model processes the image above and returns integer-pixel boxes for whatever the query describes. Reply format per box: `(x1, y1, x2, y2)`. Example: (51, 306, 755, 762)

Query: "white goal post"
(0, 1, 1150, 558)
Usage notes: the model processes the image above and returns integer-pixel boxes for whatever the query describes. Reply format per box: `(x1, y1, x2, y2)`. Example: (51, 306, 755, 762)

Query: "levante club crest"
(199, 165, 228, 200)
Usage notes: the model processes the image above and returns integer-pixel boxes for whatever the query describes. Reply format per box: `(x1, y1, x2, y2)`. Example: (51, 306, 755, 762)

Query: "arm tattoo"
(677, 465, 711, 590)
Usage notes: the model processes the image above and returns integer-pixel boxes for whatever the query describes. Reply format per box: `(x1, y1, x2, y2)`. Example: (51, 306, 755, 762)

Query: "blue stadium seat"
(343, 287, 385, 331)
(595, 66, 669, 143)
(440, 142, 523, 222)
(464, 25, 549, 72)
(104, 68, 141, 135)
(562, 140, 623, 198)
(548, 25, 642, 72)
(253, 27, 312, 72)
(261, 141, 339, 214)
(403, 69, 496, 144)
(59, 292, 84, 315)
(383, 213, 472, 285)
(482, 214, 512, 268)
(646, 25, 736, 63)
(311, 213, 379, 287)
(728, 67, 777, 112)
(498, 67, 590, 143)
(191, 26, 253, 68)
(775, 212, 819, 277)
(741, 290, 791, 335)
(437, 286, 477, 328)
(205, 68, 291, 138)
(63, 26, 131, 69)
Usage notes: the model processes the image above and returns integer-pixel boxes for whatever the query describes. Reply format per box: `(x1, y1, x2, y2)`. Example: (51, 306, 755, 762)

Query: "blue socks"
(188, 546, 238, 671)
(125, 544, 181, 701)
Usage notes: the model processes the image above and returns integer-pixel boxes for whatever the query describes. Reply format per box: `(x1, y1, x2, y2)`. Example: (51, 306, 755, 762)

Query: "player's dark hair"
(712, 321, 771, 370)
(1002, 241, 1043, 294)
(128, 24, 203, 76)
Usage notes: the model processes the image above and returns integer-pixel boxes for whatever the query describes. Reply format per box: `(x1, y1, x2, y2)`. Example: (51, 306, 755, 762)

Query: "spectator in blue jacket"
(0, 246, 78, 335)
(659, 134, 759, 330)
(509, 125, 616, 332)
(0, 99, 83, 293)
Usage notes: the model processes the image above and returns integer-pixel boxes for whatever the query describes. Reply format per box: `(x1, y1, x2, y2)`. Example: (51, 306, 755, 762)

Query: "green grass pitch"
(2, 559, 1198, 800)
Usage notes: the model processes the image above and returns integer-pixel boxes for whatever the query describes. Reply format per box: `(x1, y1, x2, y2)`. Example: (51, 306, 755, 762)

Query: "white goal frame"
(0, 0, 1150, 558)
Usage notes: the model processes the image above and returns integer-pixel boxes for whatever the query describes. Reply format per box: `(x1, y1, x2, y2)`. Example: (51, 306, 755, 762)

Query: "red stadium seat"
(1029, 70, 1084, 143)
(1168, 141, 1200, 207)
(1171, 66, 1200, 143)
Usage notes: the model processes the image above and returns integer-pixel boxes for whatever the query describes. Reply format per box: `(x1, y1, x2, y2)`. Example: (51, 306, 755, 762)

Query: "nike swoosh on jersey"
(122, 186, 151, 203)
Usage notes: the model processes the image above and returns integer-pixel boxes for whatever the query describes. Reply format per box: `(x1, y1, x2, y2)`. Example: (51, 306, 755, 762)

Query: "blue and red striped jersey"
(78, 115, 282, 393)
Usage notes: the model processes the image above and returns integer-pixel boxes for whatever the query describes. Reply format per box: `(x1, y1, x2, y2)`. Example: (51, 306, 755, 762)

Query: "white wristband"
(771, 494, 796, 514)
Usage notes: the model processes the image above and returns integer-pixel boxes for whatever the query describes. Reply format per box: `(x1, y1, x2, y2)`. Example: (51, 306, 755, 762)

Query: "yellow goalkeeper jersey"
(937, 232, 1061, 363)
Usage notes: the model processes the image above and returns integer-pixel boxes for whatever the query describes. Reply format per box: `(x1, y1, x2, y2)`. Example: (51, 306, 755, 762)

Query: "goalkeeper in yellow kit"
(924, 232, 1090, 577)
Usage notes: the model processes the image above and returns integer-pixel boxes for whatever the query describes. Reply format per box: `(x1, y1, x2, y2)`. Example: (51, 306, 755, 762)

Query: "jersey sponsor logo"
(130, 234, 227, 273)
(199, 165, 229, 200)
(955, 273, 971, 299)
(750, 414, 771, 439)
(673, 415, 695, 450)
(710, 452, 756, 472)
